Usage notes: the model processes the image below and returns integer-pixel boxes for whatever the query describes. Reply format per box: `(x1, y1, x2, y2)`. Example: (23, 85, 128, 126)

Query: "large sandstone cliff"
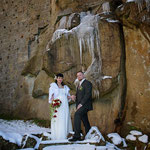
(116, 0, 150, 134)
(0, 0, 150, 135)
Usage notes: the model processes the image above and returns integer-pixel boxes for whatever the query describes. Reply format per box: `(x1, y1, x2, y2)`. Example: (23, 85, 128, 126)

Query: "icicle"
(102, 2, 110, 14)
(79, 38, 83, 65)
(135, 0, 143, 12)
(51, 29, 72, 43)
(79, 12, 87, 21)
(50, 13, 103, 94)
(145, 0, 150, 11)
(135, 0, 150, 12)
(77, 14, 102, 82)
(76, 14, 97, 68)
(93, 89, 100, 99)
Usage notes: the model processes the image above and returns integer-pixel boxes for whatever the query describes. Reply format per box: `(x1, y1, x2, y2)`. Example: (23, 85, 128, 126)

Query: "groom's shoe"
(69, 137, 83, 142)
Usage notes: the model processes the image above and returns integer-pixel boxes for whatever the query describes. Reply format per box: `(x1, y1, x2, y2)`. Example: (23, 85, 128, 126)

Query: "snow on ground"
(0, 119, 51, 135)
(41, 139, 101, 145)
(0, 119, 121, 150)
(1, 119, 148, 150)
(43, 143, 117, 150)
(0, 130, 22, 146)
(0, 119, 51, 146)
(2, 119, 149, 150)
(43, 144, 96, 150)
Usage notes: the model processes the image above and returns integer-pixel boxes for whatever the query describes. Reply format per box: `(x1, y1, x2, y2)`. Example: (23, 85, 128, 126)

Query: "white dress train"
(50, 87, 73, 140)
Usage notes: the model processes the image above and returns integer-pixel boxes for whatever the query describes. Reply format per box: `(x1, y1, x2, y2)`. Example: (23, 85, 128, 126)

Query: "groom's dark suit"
(74, 79, 93, 138)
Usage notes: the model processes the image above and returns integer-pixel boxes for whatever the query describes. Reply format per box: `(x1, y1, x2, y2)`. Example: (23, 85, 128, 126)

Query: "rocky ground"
(0, 119, 149, 150)
(1, 0, 150, 137)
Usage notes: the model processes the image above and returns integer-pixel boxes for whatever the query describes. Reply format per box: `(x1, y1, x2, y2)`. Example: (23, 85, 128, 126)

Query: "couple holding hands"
(49, 71, 93, 141)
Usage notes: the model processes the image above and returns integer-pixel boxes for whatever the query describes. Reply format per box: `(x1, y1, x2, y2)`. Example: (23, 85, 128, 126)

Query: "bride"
(48, 73, 73, 140)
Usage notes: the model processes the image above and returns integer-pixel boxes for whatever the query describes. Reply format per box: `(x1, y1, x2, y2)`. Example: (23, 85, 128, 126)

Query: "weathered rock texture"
(0, 0, 52, 117)
(0, 0, 150, 135)
(116, 0, 150, 134)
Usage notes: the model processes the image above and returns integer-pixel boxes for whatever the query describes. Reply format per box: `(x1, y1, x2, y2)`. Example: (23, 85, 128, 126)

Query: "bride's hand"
(51, 94, 54, 101)
(71, 95, 76, 101)
(67, 96, 71, 99)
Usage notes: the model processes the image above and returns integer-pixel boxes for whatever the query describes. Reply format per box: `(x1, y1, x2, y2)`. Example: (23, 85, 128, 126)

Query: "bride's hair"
(55, 73, 65, 86)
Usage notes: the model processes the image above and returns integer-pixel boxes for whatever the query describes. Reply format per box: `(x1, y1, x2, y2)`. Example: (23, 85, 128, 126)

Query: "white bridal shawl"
(48, 82, 70, 103)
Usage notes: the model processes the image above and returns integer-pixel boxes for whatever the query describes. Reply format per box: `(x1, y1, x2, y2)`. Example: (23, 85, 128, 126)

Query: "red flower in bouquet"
(50, 99, 62, 119)
(52, 99, 62, 108)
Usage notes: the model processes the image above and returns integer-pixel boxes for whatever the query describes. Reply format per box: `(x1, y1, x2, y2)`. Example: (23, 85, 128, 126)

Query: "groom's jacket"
(76, 79, 93, 111)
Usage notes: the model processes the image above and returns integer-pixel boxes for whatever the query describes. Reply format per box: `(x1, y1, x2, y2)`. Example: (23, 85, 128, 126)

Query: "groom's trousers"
(74, 106, 91, 138)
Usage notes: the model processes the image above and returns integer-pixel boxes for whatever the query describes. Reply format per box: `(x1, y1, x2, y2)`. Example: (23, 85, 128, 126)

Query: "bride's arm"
(49, 85, 55, 103)
(67, 92, 72, 102)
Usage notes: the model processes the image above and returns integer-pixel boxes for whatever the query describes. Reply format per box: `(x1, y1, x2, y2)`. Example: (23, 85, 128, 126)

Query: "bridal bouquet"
(50, 99, 62, 119)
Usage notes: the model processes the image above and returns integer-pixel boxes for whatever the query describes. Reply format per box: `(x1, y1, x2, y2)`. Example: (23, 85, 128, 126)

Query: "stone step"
(39, 144, 108, 150)
(38, 140, 102, 150)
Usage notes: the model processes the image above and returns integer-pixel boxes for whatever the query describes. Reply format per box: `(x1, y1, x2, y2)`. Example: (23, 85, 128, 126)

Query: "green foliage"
(49, 104, 56, 120)
(128, 125, 142, 132)
(0, 114, 50, 128)
(0, 114, 20, 120)
(30, 119, 50, 128)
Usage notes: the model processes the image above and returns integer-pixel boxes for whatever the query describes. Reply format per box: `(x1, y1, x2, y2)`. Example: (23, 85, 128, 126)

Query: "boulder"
(85, 126, 105, 144)
(21, 54, 43, 76)
(0, 136, 19, 150)
(32, 70, 54, 98)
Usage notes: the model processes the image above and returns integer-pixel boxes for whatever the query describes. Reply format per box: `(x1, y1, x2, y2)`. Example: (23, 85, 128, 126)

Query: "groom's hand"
(77, 104, 82, 110)
(71, 95, 76, 101)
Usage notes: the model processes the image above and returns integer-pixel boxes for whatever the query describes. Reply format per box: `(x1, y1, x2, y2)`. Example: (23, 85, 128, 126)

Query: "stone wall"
(0, 0, 51, 114)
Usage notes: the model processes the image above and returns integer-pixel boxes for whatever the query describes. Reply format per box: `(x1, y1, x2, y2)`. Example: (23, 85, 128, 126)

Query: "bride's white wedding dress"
(49, 83, 73, 140)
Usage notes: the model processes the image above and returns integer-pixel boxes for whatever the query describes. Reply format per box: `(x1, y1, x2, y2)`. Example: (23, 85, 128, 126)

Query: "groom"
(69, 71, 93, 141)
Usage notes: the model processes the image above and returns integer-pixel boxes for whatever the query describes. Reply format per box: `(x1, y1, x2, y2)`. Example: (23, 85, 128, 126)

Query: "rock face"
(116, 1, 150, 134)
(44, 13, 125, 133)
(0, 0, 150, 135)
(0, 0, 52, 116)
(123, 27, 150, 133)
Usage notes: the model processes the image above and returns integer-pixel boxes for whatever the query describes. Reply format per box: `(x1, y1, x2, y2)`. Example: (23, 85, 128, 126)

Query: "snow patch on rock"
(107, 133, 122, 145)
(85, 126, 105, 143)
(138, 134, 148, 143)
(130, 130, 142, 136)
(126, 134, 136, 141)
